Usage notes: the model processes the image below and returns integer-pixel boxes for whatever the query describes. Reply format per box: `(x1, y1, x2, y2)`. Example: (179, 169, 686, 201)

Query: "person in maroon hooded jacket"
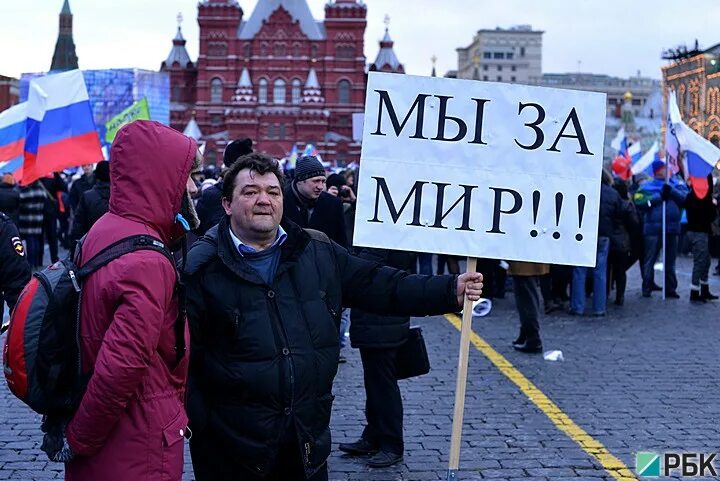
(56, 120, 201, 481)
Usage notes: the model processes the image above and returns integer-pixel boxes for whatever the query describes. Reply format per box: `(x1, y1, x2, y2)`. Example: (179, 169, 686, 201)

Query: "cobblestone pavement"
(1, 256, 718, 480)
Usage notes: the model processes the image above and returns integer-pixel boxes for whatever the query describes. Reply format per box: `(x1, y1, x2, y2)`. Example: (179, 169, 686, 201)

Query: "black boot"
(690, 289, 706, 303)
(701, 284, 718, 300)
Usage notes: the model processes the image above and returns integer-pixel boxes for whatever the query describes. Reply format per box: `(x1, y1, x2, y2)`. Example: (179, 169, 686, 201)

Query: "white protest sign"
(354, 72, 607, 267)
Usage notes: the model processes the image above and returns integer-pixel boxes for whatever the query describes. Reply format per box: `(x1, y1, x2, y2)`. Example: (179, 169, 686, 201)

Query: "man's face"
(222, 169, 283, 235)
(296, 175, 326, 200)
(82, 164, 94, 176)
(186, 174, 198, 197)
(654, 167, 666, 180)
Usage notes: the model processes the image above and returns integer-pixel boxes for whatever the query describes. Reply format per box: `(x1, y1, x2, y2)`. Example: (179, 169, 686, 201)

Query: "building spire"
(431, 55, 437, 77)
(50, 0, 79, 71)
(161, 13, 194, 70)
(369, 15, 405, 74)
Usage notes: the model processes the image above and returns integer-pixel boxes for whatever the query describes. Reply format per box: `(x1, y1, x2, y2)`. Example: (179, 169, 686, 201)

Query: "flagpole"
(662, 153, 668, 301)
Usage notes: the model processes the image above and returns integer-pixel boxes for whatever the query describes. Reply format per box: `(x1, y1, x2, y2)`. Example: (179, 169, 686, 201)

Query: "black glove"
(40, 416, 75, 463)
(661, 184, 671, 201)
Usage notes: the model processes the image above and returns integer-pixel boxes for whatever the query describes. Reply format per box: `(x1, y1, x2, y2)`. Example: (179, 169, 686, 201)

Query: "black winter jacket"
(0, 213, 31, 312)
(685, 190, 716, 233)
(350, 248, 418, 349)
(184, 217, 456, 478)
(69, 174, 94, 210)
(283, 186, 348, 247)
(194, 181, 224, 236)
(0, 184, 20, 223)
(69, 181, 110, 244)
(599, 183, 623, 239)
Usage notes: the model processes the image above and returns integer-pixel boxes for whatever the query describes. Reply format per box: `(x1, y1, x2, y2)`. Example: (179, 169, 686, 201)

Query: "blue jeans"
(339, 308, 350, 349)
(571, 236, 610, 315)
(417, 253, 433, 275)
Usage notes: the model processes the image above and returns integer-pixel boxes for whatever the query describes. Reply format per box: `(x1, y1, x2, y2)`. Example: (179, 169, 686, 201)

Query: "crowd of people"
(0, 120, 717, 480)
(0, 121, 483, 481)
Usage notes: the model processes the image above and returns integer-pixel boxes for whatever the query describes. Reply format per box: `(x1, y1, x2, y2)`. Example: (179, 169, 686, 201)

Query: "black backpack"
(3, 234, 185, 416)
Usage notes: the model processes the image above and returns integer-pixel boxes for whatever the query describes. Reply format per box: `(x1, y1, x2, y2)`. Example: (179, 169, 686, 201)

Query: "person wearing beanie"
(633, 161, 689, 298)
(69, 161, 112, 246)
(283, 155, 347, 246)
(195, 138, 254, 235)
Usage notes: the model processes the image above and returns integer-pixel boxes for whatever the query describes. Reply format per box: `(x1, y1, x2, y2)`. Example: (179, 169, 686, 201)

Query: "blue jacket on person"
(633, 177, 688, 236)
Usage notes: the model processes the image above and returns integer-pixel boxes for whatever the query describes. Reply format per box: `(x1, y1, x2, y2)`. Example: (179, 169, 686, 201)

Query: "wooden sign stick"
(447, 257, 477, 481)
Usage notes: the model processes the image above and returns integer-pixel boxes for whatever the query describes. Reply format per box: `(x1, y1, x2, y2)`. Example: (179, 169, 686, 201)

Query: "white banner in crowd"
(353, 72, 607, 267)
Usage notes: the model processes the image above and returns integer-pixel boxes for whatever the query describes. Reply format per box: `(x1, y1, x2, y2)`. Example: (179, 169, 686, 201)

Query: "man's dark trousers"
(360, 348, 404, 455)
(190, 429, 329, 481)
(513, 276, 541, 343)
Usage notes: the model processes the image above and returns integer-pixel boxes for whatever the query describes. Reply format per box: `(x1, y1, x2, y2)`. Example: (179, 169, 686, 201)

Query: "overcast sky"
(1, 0, 720, 80)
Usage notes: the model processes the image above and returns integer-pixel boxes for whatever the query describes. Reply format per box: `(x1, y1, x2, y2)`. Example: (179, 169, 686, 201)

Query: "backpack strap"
(78, 235, 176, 278)
(77, 235, 186, 364)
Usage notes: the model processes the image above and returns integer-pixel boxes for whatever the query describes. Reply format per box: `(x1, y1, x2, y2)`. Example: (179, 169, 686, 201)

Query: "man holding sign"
(183, 153, 483, 481)
(353, 72, 606, 479)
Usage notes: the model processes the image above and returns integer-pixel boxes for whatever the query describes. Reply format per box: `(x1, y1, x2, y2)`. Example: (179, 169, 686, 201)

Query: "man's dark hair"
(222, 153, 284, 200)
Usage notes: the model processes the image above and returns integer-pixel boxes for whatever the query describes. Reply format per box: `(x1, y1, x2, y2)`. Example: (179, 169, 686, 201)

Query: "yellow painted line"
(444, 314, 638, 481)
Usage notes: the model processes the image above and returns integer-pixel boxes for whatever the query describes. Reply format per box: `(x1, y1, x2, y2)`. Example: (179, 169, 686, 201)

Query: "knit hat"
(326, 173, 346, 191)
(94, 161, 110, 182)
(294, 156, 325, 183)
(651, 160, 666, 175)
(223, 138, 253, 167)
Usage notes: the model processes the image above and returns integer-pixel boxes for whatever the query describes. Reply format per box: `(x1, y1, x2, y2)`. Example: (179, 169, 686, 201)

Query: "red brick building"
(162, 0, 375, 166)
(0, 75, 20, 112)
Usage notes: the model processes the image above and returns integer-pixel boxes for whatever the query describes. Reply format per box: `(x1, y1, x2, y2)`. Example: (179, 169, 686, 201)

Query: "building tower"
(161, 13, 199, 131)
(369, 15, 405, 73)
(50, 0, 79, 71)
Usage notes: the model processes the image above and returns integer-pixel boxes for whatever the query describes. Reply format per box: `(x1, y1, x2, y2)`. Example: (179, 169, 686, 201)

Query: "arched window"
(268, 124, 276, 139)
(210, 78, 223, 104)
(279, 124, 286, 140)
(258, 78, 268, 104)
(260, 42, 268, 56)
(244, 43, 251, 58)
(291, 79, 302, 105)
(337, 80, 351, 104)
(171, 85, 181, 102)
(274, 43, 286, 57)
(273, 79, 286, 105)
(293, 43, 301, 57)
(311, 44, 318, 59)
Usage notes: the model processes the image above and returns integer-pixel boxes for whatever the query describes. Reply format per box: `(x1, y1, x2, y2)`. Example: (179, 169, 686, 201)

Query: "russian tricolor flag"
(676, 122, 720, 198)
(0, 102, 27, 176)
(631, 141, 660, 176)
(21, 70, 102, 185)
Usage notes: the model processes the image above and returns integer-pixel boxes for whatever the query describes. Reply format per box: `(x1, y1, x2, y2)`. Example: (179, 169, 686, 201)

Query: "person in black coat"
(685, 174, 717, 302)
(69, 161, 111, 247)
(570, 170, 622, 315)
(69, 164, 95, 211)
(0, 212, 32, 318)
(0, 174, 20, 223)
(195, 138, 253, 236)
(39, 172, 67, 264)
(609, 179, 641, 305)
(283, 156, 347, 247)
(183, 154, 484, 481)
(340, 248, 416, 468)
